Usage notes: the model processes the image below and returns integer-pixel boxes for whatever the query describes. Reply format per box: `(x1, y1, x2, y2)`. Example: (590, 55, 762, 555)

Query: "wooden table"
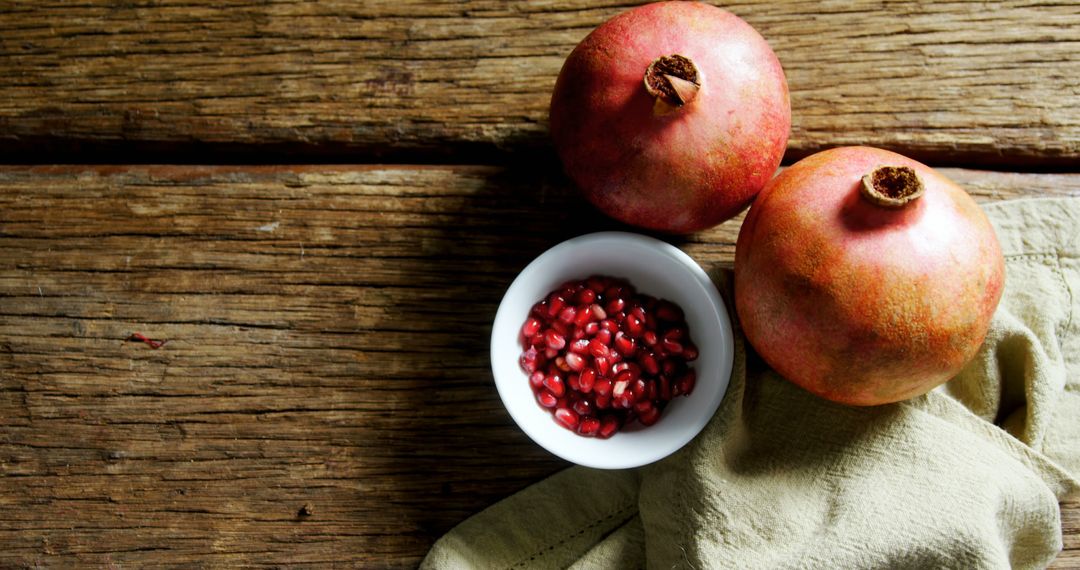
(1, 2, 1077, 567)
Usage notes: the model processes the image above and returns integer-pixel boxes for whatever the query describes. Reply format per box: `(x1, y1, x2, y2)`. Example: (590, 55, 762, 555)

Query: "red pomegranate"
(549, 1, 790, 233)
(734, 147, 1005, 406)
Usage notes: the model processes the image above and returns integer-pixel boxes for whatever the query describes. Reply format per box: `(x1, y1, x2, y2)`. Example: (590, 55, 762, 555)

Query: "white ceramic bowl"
(491, 232, 734, 469)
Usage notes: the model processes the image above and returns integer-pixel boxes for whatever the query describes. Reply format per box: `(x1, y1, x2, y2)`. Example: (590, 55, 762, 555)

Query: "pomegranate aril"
(662, 339, 684, 355)
(664, 327, 686, 342)
(638, 405, 661, 426)
(612, 378, 630, 398)
(586, 276, 607, 293)
(550, 320, 569, 336)
(646, 379, 658, 400)
(575, 288, 597, 305)
(545, 330, 567, 350)
(594, 393, 611, 409)
(579, 368, 597, 393)
(683, 343, 699, 361)
(572, 398, 592, 416)
(614, 393, 635, 409)
(588, 339, 610, 358)
(564, 352, 586, 371)
(573, 305, 593, 327)
(583, 322, 600, 336)
(520, 347, 540, 373)
(558, 306, 577, 324)
(555, 356, 570, 372)
(605, 297, 626, 315)
(567, 373, 581, 391)
(578, 416, 601, 437)
(625, 315, 645, 337)
(656, 300, 684, 322)
(569, 338, 591, 354)
(630, 378, 647, 400)
(537, 390, 558, 408)
(543, 374, 566, 397)
(522, 318, 542, 339)
(634, 399, 654, 414)
(643, 330, 659, 346)
(589, 304, 608, 321)
(600, 320, 618, 333)
(554, 407, 579, 430)
(640, 352, 660, 375)
(594, 377, 613, 396)
(595, 329, 613, 346)
(614, 332, 636, 357)
(544, 347, 559, 359)
(529, 371, 545, 389)
(531, 301, 548, 318)
(659, 376, 673, 401)
(547, 294, 566, 317)
(676, 370, 697, 395)
(595, 355, 612, 376)
(598, 415, 620, 438)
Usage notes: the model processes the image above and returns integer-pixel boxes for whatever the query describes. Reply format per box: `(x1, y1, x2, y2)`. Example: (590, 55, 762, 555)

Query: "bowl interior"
(491, 232, 733, 469)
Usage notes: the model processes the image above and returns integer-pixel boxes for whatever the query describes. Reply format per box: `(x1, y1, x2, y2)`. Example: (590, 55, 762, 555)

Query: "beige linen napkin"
(423, 197, 1080, 569)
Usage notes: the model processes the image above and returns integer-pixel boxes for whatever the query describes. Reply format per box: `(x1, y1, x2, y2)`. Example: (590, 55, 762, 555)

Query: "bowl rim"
(490, 231, 734, 469)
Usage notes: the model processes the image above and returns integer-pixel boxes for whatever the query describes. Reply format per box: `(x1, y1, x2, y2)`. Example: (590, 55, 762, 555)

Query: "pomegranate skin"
(734, 147, 1005, 406)
(549, 2, 790, 234)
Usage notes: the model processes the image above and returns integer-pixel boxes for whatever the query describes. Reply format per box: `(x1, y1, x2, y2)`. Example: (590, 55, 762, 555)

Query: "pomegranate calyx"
(860, 166, 925, 208)
(645, 54, 701, 115)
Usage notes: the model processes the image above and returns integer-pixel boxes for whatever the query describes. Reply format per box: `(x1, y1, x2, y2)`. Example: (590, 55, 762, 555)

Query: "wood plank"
(1, 1, 1077, 165)
(0, 165, 1077, 567)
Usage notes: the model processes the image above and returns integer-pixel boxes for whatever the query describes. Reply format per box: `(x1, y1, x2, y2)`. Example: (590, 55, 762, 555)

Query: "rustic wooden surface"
(0, 165, 1078, 567)
(0, 0, 1078, 165)
(1, 0, 1079, 567)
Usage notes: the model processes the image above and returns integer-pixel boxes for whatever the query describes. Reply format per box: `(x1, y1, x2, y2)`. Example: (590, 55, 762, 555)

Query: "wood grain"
(0, 165, 1077, 567)
(1, 1, 1077, 165)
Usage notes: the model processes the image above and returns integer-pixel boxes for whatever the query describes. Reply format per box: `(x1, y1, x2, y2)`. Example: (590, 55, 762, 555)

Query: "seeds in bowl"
(519, 275, 697, 438)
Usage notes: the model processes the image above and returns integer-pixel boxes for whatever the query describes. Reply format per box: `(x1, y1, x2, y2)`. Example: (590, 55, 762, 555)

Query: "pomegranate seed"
(579, 368, 597, 393)
(565, 352, 586, 371)
(594, 377, 613, 396)
(661, 359, 679, 377)
(595, 329, 613, 346)
(594, 393, 611, 409)
(544, 347, 559, 359)
(594, 355, 611, 376)
(547, 294, 566, 317)
(575, 288, 597, 305)
(537, 390, 558, 408)
(555, 356, 570, 372)
(554, 407, 579, 430)
(644, 313, 658, 331)
(614, 393, 635, 409)
(586, 277, 606, 293)
(578, 416, 601, 436)
(600, 319, 618, 333)
(656, 300, 684, 322)
(614, 368, 640, 385)
(614, 332, 636, 356)
(611, 361, 629, 375)
(531, 301, 548, 318)
(659, 376, 673, 400)
(589, 304, 607, 321)
(640, 352, 660, 375)
(529, 371, 545, 389)
(598, 415, 620, 438)
(683, 342, 699, 361)
(664, 327, 686, 341)
(522, 318, 542, 339)
(558, 306, 577, 324)
(630, 378, 647, 400)
(588, 339, 610, 358)
(662, 339, 683, 354)
(550, 319, 569, 336)
(634, 399, 654, 414)
(569, 338, 591, 354)
(543, 374, 566, 397)
(567, 373, 581, 391)
(520, 347, 540, 373)
(625, 315, 644, 337)
(583, 322, 600, 336)
(646, 379, 658, 400)
(676, 370, 696, 395)
(572, 398, 592, 416)
(643, 330, 659, 346)
(612, 378, 630, 398)
(573, 305, 593, 327)
(545, 330, 566, 350)
(612, 311, 627, 323)
(605, 297, 625, 315)
(638, 405, 661, 426)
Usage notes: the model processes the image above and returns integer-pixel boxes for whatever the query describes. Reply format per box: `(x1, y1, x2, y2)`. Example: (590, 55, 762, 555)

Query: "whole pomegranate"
(549, 1, 790, 233)
(734, 147, 1005, 406)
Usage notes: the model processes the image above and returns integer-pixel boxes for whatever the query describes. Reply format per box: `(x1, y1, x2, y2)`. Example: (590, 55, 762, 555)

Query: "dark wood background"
(0, 1, 1077, 567)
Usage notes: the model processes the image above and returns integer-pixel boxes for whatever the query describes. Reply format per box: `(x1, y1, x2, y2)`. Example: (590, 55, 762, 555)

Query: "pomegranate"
(520, 275, 697, 437)
(549, 1, 790, 233)
(734, 147, 1005, 406)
